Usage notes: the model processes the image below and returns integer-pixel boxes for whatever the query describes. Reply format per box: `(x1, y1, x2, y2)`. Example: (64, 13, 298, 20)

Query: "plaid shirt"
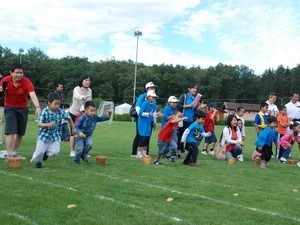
(37, 106, 71, 143)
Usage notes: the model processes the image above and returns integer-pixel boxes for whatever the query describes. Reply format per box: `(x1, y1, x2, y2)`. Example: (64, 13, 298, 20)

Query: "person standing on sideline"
(0, 63, 41, 157)
(177, 84, 202, 158)
(68, 75, 92, 157)
(54, 82, 65, 108)
(285, 92, 300, 124)
(131, 82, 158, 157)
(254, 102, 269, 135)
(30, 92, 75, 168)
(266, 92, 279, 116)
(235, 106, 246, 141)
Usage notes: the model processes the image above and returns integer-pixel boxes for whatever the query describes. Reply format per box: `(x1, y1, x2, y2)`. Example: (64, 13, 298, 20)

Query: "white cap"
(145, 82, 157, 89)
(147, 90, 159, 98)
(168, 96, 178, 103)
(80, 105, 85, 112)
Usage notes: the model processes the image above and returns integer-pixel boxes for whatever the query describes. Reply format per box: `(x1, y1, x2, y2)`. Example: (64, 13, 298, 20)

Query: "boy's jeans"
(280, 147, 291, 160)
(226, 145, 242, 160)
(74, 136, 93, 162)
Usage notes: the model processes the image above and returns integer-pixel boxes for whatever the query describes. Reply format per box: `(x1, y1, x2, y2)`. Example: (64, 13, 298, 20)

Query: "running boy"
(254, 116, 278, 168)
(31, 92, 75, 168)
(154, 109, 187, 165)
(74, 101, 111, 164)
(202, 102, 219, 155)
(181, 111, 212, 166)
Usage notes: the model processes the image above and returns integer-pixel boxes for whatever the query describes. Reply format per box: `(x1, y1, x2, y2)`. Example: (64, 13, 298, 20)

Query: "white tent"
(115, 103, 131, 115)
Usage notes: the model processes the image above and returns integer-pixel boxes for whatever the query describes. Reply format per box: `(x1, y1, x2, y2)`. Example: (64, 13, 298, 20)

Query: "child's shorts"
(138, 135, 150, 147)
(157, 139, 177, 156)
(204, 131, 217, 144)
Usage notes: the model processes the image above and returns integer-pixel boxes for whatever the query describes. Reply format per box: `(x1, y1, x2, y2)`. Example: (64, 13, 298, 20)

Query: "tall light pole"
(133, 30, 142, 104)
(19, 48, 24, 64)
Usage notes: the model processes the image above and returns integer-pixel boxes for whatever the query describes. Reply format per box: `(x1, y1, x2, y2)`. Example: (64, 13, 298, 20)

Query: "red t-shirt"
(158, 119, 178, 142)
(0, 75, 34, 108)
(204, 111, 217, 132)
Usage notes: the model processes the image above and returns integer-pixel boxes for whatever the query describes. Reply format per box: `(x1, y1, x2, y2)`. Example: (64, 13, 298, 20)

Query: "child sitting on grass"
(181, 111, 211, 166)
(74, 101, 111, 164)
(153, 109, 186, 165)
(254, 116, 278, 169)
(31, 92, 75, 168)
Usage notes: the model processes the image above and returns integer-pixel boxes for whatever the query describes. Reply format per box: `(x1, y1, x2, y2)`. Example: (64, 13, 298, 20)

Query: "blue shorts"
(205, 131, 217, 144)
(157, 139, 177, 156)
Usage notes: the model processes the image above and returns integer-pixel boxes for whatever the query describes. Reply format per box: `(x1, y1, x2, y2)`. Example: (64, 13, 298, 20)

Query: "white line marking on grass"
(94, 195, 190, 224)
(0, 171, 78, 192)
(0, 171, 192, 224)
(3, 211, 39, 225)
(89, 172, 300, 223)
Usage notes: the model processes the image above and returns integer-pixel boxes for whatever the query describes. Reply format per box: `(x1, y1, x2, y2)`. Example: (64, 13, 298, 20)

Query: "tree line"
(0, 45, 299, 108)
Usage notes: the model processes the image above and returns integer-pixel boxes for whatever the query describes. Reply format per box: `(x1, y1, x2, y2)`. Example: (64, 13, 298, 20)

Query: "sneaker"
(42, 152, 48, 161)
(131, 154, 136, 157)
(81, 155, 88, 162)
(70, 151, 75, 157)
(153, 160, 161, 165)
(297, 162, 300, 167)
(190, 162, 197, 166)
(73, 160, 80, 164)
(237, 154, 244, 162)
(201, 150, 208, 155)
(177, 154, 181, 158)
(35, 161, 42, 168)
(136, 154, 143, 159)
(279, 157, 287, 162)
(208, 150, 214, 156)
(260, 163, 267, 169)
(271, 155, 275, 159)
(252, 151, 260, 160)
(169, 156, 176, 163)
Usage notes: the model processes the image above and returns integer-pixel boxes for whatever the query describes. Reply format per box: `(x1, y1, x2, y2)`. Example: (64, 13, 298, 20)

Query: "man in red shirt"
(0, 63, 41, 157)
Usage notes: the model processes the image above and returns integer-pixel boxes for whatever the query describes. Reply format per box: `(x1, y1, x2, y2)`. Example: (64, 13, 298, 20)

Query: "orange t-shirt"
(277, 114, 290, 135)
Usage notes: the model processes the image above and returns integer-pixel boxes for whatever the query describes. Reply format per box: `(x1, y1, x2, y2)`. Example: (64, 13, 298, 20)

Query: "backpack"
(129, 100, 138, 118)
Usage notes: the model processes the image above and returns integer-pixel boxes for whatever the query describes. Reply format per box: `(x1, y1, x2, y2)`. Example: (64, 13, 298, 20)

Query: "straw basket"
(228, 157, 237, 165)
(142, 156, 152, 165)
(96, 155, 107, 166)
(7, 157, 22, 169)
(253, 157, 261, 165)
(288, 159, 297, 165)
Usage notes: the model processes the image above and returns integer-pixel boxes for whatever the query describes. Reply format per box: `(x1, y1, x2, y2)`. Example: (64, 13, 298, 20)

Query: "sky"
(1, 0, 299, 75)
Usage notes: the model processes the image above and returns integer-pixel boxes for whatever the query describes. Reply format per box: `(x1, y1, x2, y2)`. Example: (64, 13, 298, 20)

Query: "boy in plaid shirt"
(31, 92, 75, 168)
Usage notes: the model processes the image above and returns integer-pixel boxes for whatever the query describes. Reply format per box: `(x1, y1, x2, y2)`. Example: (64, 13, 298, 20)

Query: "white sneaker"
(70, 151, 75, 157)
(279, 157, 287, 162)
(237, 154, 244, 162)
(297, 162, 300, 167)
(208, 151, 214, 156)
(201, 151, 208, 155)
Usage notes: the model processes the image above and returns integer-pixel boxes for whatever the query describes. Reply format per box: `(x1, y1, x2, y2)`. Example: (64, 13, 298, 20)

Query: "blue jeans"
(61, 123, 70, 140)
(226, 145, 242, 160)
(74, 136, 93, 163)
(280, 147, 291, 160)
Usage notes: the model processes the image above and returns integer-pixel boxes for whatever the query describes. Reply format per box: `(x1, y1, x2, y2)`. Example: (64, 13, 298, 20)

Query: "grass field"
(0, 120, 299, 225)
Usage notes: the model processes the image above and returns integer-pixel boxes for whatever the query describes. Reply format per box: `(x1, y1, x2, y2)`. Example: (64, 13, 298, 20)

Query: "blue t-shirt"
(161, 104, 176, 128)
(255, 126, 278, 147)
(186, 121, 205, 143)
(180, 93, 195, 122)
(138, 100, 156, 136)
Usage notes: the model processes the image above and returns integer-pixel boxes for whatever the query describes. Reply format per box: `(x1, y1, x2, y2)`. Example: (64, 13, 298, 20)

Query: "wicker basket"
(142, 156, 152, 165)
(96, 155, 107, 166)
(228, 157, 237, 165)
(253, 157, 261, 165)
(7, 157, 22, 169)
(288, 159, 297, 165)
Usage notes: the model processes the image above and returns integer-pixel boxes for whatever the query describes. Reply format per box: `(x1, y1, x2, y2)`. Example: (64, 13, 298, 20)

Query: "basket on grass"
(228, 157, 237, 165)
(253, 157, 261, 165)
(7, 157, 22, 169)
(288, 159, 297, 165)
(142, 156, 152, 165)
(96, 155, 107, 166)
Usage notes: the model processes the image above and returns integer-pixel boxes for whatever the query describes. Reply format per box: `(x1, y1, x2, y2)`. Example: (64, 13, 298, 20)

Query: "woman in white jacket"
(221, 114, 244, 161)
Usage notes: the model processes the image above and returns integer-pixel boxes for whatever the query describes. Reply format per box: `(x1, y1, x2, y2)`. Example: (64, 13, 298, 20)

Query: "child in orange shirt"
(277, 105, 290, 159)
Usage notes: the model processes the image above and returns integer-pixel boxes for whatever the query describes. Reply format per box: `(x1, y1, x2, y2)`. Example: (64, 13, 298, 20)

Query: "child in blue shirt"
(254, 116, 278, 168)
(31, 92, 75, 168)
(74, 101, 111, 164)
(137, 90, 158, 158)
(180, 111, 211, 166)
(161, 96, 179, 128)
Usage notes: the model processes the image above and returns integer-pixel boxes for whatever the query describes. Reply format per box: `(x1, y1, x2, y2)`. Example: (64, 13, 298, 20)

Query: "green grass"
(0, 121, 299, 225)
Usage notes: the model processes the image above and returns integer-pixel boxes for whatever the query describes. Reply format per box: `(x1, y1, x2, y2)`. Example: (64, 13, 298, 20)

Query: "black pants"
(131, 119, 151, 155)
(177, 121, 193, 152)
(183, 142, 199, 164)
(261, 144, 272, 162)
